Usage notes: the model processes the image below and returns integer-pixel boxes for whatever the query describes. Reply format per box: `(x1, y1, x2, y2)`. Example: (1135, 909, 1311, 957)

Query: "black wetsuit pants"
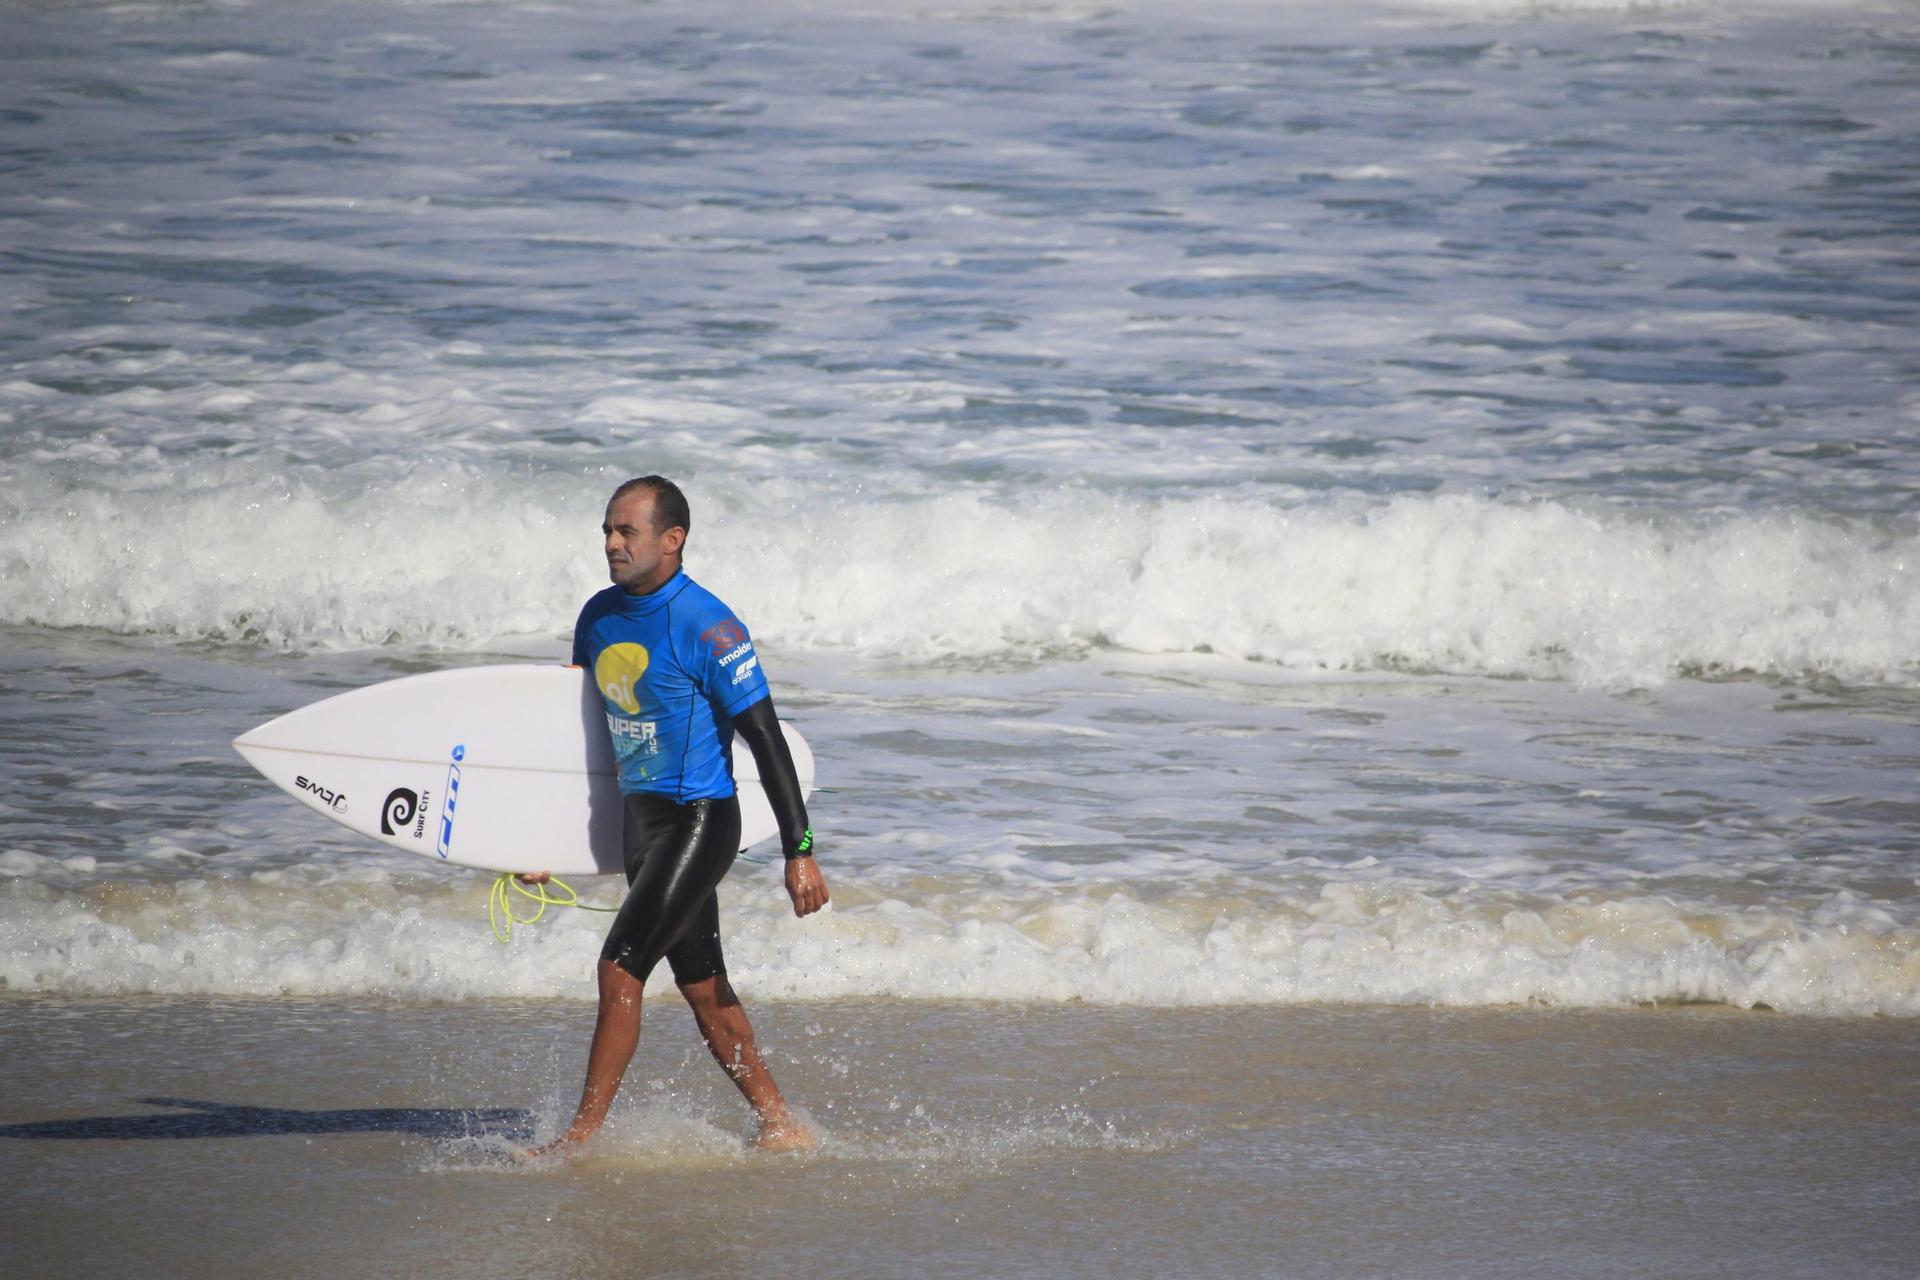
(601, 792, 740, 985)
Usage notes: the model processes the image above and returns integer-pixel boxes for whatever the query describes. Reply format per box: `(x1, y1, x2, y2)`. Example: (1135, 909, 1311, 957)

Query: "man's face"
(602, 490, 683, 593)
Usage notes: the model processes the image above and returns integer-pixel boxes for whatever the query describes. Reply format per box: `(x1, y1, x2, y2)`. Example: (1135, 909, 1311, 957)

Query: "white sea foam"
(4, 457, 1913, 687)
(2, 859, 1913, 1014)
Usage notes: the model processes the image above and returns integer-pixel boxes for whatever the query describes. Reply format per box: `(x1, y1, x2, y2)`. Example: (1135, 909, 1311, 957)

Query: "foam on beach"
(4, 856, 1913, 1015)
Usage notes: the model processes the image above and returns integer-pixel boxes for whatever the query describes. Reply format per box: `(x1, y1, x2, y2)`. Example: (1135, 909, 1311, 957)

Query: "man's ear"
(663, 526, 688, 556)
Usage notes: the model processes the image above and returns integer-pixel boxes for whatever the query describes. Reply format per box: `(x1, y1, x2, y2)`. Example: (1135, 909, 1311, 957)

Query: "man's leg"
(529, 795, 742, 1158)
(527, 956, 645, 1156)
(678, 974, 813, 1151)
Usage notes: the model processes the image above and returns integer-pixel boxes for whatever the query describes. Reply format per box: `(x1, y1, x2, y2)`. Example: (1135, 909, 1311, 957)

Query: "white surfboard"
(232, 664, 813, 875)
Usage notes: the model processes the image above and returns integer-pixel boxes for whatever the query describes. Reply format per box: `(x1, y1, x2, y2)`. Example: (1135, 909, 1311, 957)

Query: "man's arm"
(732, 695, 828, 917)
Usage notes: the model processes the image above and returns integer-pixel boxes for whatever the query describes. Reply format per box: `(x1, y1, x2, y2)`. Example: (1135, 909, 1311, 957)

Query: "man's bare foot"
(754, 1112, 817, 1153)
(515, 1130, 591, 1162)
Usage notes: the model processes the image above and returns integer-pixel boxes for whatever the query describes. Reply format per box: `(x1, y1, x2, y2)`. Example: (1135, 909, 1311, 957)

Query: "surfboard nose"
(231, 733, 267, 773)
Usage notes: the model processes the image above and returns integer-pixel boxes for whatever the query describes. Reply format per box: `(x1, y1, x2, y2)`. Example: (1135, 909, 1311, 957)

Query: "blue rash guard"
(571, 570, 771, 801)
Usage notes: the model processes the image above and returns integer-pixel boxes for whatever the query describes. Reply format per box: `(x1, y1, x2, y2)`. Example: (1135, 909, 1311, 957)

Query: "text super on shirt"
(571, 570, 771, 800)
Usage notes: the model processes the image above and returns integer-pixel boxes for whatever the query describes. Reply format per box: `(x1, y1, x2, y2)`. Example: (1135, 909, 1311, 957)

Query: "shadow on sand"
(0, 1097, 533, 1142)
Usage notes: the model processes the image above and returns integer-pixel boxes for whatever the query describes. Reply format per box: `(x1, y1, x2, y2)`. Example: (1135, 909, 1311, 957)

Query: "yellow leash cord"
(487, 873, 617, 944)
(486, 850, 775, 943)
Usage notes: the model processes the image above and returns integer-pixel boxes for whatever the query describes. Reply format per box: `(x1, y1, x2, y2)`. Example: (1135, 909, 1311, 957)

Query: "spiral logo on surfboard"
(380, 786, 431, 840)
(380, 788, 417, 835)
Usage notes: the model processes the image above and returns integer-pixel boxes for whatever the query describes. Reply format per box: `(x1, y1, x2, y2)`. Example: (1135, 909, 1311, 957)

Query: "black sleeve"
(733, 695, 813, 860)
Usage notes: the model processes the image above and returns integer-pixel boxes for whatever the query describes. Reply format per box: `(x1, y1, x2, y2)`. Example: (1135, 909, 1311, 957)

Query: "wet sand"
(2, 994, 1915, 1279)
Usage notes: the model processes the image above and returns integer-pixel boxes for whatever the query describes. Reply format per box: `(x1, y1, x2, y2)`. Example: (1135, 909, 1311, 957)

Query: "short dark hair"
(610, 475, 690, 537)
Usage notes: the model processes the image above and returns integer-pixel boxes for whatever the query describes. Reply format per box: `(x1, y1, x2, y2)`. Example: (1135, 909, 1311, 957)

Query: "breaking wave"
(3, 456, 1914, 688)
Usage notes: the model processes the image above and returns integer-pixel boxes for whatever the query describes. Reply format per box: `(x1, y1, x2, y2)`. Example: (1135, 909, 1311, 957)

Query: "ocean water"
(3, 0, 1919, 1029)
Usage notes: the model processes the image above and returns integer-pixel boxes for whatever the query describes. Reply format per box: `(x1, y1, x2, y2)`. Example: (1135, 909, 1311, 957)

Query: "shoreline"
(4, 992, 1915, 1279)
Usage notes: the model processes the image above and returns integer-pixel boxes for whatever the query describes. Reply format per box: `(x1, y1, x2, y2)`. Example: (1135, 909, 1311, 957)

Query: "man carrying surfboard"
(520, 475, 827, 1157)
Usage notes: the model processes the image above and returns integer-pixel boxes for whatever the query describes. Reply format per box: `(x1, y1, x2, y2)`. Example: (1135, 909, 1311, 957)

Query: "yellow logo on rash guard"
(594, 642, 650, 715)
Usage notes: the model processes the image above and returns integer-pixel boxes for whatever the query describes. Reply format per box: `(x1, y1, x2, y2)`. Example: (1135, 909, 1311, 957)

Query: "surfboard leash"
(487, 873, 615, 944)
(485, 854, 774, 944)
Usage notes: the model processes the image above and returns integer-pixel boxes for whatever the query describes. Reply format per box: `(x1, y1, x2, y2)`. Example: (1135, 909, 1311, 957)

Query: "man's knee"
(677, 972, 740, 1012)
(597, 954, 647, 1002)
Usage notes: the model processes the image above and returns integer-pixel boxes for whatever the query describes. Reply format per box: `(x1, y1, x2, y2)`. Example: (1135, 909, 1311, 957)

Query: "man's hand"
(785, 855, 828, 917)
(515, 871, 551, 886)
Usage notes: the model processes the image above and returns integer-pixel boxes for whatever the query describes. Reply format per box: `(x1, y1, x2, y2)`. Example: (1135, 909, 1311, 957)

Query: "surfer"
(519, 475, 827, 1158)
